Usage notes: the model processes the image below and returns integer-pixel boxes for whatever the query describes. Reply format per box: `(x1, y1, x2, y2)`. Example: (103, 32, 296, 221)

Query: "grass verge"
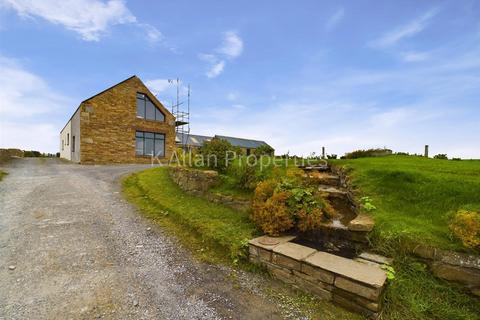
(122, 167, 258, 264)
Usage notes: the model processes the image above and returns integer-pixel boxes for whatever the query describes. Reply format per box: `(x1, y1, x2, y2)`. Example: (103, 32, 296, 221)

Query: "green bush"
(253, 144, 274, 157)
(200, 138, 240, 172)
(344, 148, 392, 159)
(434, 154, 448, 160)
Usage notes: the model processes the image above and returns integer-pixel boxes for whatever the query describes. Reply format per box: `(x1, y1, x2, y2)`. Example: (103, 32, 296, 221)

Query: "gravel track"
(0, 158, 286, 320)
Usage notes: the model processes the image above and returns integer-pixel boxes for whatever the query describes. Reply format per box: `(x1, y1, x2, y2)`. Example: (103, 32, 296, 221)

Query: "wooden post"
(424, 145, 429, 158)
(322, 147, 325, 159)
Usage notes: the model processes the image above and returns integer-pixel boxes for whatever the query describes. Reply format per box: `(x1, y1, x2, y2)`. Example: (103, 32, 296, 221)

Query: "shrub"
(251, 176, 335, 236)
(200, 138, 239, 172)
(344, 148, 392, 159)
(253, 144, 274, 157)
(434, 154, 448, 160)
(449, 209, 480, 248)
(327, 154, 337, 159)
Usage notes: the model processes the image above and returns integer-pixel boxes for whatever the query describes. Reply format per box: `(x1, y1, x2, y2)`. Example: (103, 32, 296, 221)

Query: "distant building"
(60, 76, 176, 163)
(176, 133, 273, 155)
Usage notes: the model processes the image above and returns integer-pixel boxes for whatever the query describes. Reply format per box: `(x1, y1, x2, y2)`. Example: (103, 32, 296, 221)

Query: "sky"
(0, 0, 479, 158)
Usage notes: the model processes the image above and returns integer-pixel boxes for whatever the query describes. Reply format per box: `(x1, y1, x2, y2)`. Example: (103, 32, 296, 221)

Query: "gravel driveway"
(0, 158, 288, 320)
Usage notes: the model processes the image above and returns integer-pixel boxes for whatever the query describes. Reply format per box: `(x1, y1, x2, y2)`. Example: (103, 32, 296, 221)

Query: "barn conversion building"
(60, 76, 273, 163)
(60, 76, 176, 163)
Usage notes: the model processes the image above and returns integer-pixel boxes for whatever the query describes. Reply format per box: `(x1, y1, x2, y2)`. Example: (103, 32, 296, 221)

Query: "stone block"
(272, 253, 302, 271)
(333, 287, 381, 312)
(333, 294, 377, 319)
(257, 247, 272, 263)
(334, 277, 383, 301)
(431, 262, 480, 286)
(270, 267, 295, 285)
(293, 270, 333, 291)
(248, 235, 296, 251)
(301, 263, 335, 284)
(272, 242, 317, 261)
(358, 252, 393, 265)
(294, 276, 332, 300)
(305, 251, 387, 288)
(348, 214, 374, 232)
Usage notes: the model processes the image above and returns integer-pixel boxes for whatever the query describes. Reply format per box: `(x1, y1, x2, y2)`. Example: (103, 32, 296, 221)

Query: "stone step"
(358, 252, 393, 265)
(309, 173, 340, 186)
(318, 185, 347, 197)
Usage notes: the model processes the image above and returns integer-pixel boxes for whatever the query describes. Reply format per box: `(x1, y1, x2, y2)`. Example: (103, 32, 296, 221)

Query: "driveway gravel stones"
(0, 158, 290, 320)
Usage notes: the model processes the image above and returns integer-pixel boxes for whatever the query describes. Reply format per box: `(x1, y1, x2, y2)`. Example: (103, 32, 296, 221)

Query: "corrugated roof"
(214, 135, 270, 149)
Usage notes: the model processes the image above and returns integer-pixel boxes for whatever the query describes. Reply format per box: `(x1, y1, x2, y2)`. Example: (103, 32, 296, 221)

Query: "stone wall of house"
(168, 166, 219, 194)
(79, 76, 176, 164)
(249, 236, 388, 319)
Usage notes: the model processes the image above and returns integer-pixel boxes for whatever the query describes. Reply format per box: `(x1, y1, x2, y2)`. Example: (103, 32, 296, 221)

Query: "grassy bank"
(331, 155, 480, 253)
(122, 167, 258, 264)
(0, 171, 6, 181)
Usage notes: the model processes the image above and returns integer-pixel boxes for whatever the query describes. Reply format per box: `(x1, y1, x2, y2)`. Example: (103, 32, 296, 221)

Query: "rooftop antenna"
(168, 78, 190, 150)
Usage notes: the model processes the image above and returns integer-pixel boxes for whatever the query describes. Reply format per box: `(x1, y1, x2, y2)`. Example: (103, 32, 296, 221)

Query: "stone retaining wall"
(168, 166, 219, 194)
(411, 245, 480, 296)
(249, 236, 387, 319)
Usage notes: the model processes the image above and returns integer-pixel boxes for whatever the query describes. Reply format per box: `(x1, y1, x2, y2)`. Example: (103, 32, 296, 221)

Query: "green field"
(331, 156, 480, 254)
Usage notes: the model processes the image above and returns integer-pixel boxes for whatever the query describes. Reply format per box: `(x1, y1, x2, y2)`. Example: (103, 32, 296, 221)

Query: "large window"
(136, 93, 165, 122)
(136, 131, 165, 157)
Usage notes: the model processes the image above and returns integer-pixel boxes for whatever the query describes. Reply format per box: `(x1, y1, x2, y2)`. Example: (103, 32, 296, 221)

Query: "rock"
(8, 265, 16, 270)
(358, 252, 393, 265)
(146, 227, 151, 231)
(348, 214, 374, 232)
(133, 300, 139, 307)
(431, 262, 480, 286)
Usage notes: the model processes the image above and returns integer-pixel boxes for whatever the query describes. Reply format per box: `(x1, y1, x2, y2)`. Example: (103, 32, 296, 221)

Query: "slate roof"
(175, 133, 212, 147)
(176, 133, 272, 150)
(214, 135, 271, 149)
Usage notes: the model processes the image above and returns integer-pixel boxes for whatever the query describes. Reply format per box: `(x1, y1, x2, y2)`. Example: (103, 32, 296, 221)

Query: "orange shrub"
(251, 177, 335, 236)
(449, 209, 480, 248)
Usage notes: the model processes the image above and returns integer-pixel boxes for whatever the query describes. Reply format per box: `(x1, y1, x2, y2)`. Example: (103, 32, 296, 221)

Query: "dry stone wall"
(249, 236, 388, 319)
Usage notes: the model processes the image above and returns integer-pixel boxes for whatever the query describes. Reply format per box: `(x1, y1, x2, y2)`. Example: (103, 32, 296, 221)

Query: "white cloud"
(206, 61, 225, 78)
(370, 8, 439, 47)
(2, 0, 136, 41)
(199, 30, 243, 78)
(217, 31, 243, 59)
(144, 79, 171, 95)
(1, 0, 165, 44)
(326, 8, 345, 30)
(226, 93, 237, 101)
(140, 23, 163, 44)
(0, 55, 71, 152)
(401, 51, 430, 62)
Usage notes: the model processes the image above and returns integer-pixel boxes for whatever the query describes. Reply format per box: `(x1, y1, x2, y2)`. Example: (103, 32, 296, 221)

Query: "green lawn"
(331, 155, 480, 253)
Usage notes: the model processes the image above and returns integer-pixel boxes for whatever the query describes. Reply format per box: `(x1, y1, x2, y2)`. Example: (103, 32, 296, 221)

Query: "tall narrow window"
(136, 93, 165, 121)
(135, 131, 165, 157)
(67, 133, 69, 145)
(72, 136, 75, 152)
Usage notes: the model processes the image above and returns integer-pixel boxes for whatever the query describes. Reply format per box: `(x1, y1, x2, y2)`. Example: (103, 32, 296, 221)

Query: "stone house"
(60, 76, 176, 163)
(177, 133, 273, 155)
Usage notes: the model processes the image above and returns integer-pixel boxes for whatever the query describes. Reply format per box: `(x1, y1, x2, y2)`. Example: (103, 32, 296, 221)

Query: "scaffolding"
(168, 78, 190, 150)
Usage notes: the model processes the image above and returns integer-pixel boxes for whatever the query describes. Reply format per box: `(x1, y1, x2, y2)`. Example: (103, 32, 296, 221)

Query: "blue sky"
(0, 0, 479, 158)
